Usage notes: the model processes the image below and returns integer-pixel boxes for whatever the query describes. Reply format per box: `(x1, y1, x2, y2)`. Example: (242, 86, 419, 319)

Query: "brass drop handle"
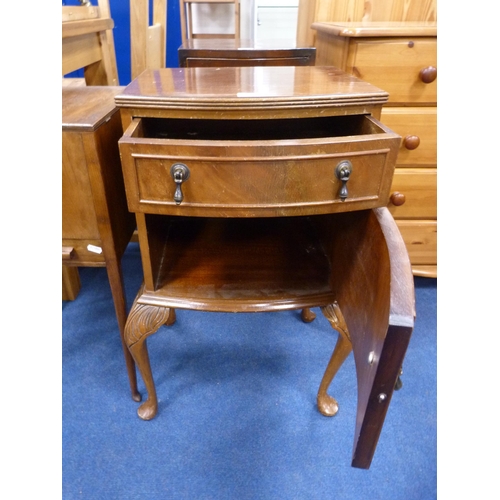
(170, 163, 190, 205)
(390, 192, 406, 206)
(335, 160, 352, 201)
(403, 135, 420, 150)
(419, 66, 437, 84)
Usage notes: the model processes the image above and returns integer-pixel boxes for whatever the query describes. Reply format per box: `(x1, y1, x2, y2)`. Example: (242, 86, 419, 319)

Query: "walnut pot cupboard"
(115, 66, 415, 469)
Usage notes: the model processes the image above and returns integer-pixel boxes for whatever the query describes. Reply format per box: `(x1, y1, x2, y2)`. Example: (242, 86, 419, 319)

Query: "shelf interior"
(142, 214, 337, 310)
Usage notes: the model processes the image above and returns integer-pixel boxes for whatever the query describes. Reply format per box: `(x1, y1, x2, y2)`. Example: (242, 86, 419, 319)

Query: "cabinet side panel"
(315, 33, 349, 67)
(62, 131, 100, 240)
(86, 111, 136, 258)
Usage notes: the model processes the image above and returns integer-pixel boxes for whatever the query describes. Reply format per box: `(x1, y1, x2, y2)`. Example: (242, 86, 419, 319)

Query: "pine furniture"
(116, 66, 415, 469)
(62, 86, 139, 401)
(62, 0, 121, 297)
(311, 22, 437, 277)
(296, 0, 436, 47)
(179, 0, 240, 44)
(62, 0, 119, 86)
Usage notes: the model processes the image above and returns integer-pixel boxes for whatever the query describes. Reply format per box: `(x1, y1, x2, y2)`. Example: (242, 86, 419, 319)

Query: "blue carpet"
(62, 242, 437, 499)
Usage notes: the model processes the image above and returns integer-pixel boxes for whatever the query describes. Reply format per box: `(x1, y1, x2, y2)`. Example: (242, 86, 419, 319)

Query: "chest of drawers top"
(311, 22, 437, 106)
(311, 22, 437, 38)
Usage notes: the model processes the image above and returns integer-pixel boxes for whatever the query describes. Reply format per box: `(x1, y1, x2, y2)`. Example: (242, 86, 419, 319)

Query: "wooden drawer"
(346, 38, 437, 104)
(388, 168, 436, 219)
(182, 55, 315, 67)
(381, 107, 437, 167)
(396, 220, 437, 266)
(119, 114, 400, 217)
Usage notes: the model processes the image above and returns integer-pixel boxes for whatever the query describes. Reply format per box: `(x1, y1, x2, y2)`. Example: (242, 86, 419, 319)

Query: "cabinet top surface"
(62, 86, 125, 131)
(115, 66, 389, 113)
(312, 21, 437, 38)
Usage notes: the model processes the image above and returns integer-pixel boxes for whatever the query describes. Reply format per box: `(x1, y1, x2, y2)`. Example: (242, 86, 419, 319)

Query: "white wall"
(191, 0, 254, 38)
(190, 0, 298, 41)
(255, 0, 298, 40)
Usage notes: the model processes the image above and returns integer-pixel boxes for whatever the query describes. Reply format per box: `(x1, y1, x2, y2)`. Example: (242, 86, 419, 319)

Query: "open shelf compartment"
(137, 213, 342, 311)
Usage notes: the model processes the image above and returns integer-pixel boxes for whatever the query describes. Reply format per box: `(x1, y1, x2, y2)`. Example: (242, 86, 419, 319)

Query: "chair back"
(179, 0, 240, 44)
(62, 0, 119, 85)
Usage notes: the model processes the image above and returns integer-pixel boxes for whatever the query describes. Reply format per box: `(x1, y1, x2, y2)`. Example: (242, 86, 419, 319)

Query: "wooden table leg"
(106, 260, 142, 402)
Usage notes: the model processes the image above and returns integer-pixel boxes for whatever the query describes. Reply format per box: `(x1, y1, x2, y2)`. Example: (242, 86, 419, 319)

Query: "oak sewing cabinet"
(312, 22, 437, 277)
(115, 66, 415, 469)
(62, 86, 139, 401)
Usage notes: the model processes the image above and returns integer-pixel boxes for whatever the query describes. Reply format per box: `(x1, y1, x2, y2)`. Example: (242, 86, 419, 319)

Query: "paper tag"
(87, 244, 103, 254)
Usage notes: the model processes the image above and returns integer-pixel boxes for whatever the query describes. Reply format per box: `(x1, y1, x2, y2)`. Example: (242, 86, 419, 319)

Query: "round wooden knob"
(419, 66, 437, 84)
(403, 135, 420, 150)
(390, 192, 406, 206)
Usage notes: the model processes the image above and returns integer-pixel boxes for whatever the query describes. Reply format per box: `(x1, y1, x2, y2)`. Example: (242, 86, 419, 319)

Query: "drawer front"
(184, 56, 314, 67)
(381, 107, 436, 167)
(119, 116, 401, 217)
(396, 220, 437, 266)
(347, 38, 437, 104)
(388, 168, 437, 219)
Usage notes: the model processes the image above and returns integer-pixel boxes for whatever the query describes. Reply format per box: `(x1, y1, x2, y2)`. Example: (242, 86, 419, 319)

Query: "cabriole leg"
(317, 302, 352, 417)
(125, 299, 171, 420)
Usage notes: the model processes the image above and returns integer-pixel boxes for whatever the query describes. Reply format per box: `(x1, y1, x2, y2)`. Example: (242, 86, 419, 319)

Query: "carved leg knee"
(125, 300, 171, 420)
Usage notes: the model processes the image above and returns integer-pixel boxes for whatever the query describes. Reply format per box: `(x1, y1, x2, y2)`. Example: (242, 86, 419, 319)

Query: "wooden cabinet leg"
(164, 308, 177, 326)
(62, 266, 81, 301)
(125, 296, 171, 420)
(301, 307, 316, 323)
(105, 261, 141, 402)
(317, 302, 352, 417)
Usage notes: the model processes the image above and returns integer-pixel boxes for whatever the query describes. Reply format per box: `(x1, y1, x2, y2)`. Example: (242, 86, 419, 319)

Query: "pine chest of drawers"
(312, 22, 437, 277)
